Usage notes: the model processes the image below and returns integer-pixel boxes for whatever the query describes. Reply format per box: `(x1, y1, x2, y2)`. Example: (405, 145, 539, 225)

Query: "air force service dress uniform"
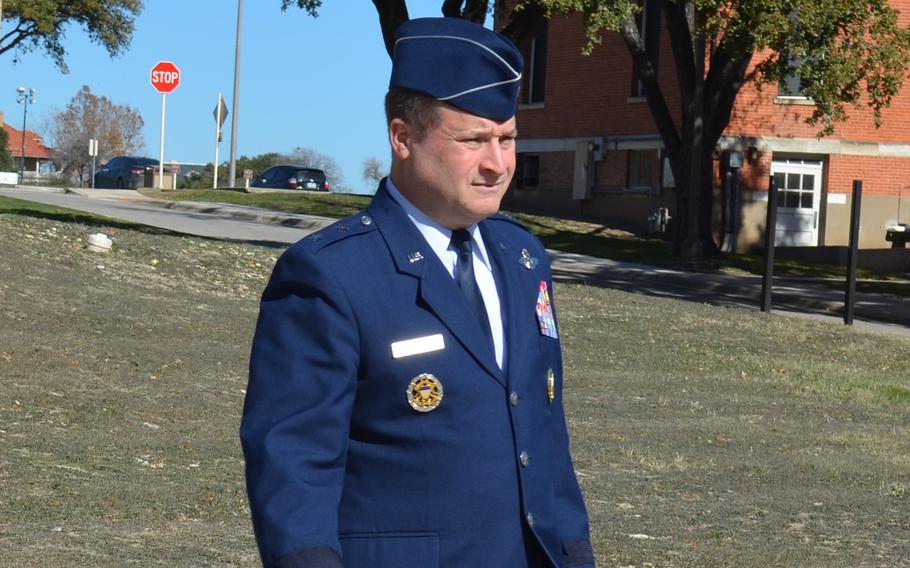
(241, 17, 595, 568)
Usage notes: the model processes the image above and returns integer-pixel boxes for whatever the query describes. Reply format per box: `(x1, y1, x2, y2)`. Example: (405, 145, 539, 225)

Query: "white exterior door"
(771, 158, 823, 246)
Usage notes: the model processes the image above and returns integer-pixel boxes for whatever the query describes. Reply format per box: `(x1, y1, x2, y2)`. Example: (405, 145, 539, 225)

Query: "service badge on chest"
(406, 373, 444, 412)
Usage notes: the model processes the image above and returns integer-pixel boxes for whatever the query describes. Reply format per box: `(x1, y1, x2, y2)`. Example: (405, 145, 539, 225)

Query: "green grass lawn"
(1, 210, 909, 566)
(142, 188, 372, 219)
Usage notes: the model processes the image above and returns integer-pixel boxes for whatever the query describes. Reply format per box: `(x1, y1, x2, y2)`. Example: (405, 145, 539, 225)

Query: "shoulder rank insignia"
(406, 373, 444, 412)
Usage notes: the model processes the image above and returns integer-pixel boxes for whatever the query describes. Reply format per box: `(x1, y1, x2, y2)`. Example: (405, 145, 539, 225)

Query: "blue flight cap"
(389, 17, 524, 122)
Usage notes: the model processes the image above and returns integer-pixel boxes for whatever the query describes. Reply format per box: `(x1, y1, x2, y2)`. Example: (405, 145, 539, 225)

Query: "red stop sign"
(150, 61, 181, 93)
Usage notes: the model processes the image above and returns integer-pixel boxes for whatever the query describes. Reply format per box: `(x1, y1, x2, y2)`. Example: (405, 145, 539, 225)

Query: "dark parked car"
(94, 156, 159, 189)
(252, 165, 329, 191)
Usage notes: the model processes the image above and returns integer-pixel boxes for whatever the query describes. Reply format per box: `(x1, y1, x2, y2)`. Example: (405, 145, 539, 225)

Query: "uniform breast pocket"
(537, 334, 561, 355)
(340, 532, 439, 568)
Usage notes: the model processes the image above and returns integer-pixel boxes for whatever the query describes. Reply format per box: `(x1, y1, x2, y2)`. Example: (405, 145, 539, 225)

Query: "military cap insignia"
(406, 373, 444, 412)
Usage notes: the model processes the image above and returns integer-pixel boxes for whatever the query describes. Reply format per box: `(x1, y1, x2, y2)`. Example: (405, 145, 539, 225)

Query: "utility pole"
(228, 0, 243, 188)
(16, 86, 35, 183)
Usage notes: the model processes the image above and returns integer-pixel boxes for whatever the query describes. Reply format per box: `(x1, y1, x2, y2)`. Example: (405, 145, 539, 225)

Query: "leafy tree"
(280, 1, 494, 55)
(0, 0, 143, 72)
(285, 0, 910, 262)
(0, 126, 14, 171)
(177, 163, 216, 190)
(48, 85, 144, 186)
(512, 0, 910, 261)
(236, 152, 283, 180)
(362, 157, 388, 186)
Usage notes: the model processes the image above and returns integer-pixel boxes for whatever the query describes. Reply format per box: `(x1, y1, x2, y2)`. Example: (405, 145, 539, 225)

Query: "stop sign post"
(150, 61, 181, 189)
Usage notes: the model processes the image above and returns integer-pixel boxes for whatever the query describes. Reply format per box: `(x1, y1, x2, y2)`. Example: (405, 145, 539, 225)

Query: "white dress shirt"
(385, 178, 505, 369)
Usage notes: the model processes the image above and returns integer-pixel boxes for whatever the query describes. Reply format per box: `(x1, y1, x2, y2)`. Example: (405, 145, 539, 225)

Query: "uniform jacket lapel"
(367, 183, 505, 386)
(479, 220, 532, 388)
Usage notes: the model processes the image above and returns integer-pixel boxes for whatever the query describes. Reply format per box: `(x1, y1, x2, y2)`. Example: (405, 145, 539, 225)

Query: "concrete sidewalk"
(548, 249, 910, 335)
(64, 186, 335, 231)
(29, 185, 910, 336)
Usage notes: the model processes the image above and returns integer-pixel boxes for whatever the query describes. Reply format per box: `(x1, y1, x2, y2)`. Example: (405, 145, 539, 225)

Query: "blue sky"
(0, 1, 465, 194)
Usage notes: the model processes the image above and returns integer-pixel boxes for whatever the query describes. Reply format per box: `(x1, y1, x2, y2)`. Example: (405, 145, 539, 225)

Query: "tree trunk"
(372, 0, 409, 57)
(697, 146, 721, 258)
(677, 4, 707, 264)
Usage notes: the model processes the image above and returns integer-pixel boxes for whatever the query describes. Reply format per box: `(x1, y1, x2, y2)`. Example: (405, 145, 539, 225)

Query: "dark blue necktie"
(451, 229, 492, 341)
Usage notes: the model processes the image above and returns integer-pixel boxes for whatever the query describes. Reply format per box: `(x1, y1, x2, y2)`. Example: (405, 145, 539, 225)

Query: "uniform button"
(519, 451, 530, 467)
(509, 391, 519, 406)
(360, 215, 373, 226)
(526, 512, 535, 527)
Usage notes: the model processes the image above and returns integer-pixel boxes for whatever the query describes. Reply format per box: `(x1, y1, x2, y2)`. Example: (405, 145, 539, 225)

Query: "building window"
(778, 11, 810, 99)
(660, 153, 675, 189)
(525, 24, 548, 105)
(632, 0, 662, 97)
(516, 154, 540, 189)
(774, 170, 816, 209)
(627, 149, 657, 190)
(778, 54, 808, 98)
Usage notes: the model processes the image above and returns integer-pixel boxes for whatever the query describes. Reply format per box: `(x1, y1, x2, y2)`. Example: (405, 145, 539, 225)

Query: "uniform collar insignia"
(519, 249, 538, 270)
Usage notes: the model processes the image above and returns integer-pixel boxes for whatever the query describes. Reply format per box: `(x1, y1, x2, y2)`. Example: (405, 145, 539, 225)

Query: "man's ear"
(389, 118, 412, 161)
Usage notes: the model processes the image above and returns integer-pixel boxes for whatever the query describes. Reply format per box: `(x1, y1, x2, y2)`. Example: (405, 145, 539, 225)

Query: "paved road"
(0, 187, 321, 246)
(4, 185, 910, 337)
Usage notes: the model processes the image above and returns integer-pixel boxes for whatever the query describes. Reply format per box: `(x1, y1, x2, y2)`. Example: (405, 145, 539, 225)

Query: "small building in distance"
(0, 110, 54, 181)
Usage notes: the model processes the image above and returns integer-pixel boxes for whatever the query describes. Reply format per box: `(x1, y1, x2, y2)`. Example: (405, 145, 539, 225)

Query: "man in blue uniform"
(241, 17, 595, 568)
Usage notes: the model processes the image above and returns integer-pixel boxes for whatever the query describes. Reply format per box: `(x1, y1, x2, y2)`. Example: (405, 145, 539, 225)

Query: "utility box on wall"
(572, 140, 595, 200)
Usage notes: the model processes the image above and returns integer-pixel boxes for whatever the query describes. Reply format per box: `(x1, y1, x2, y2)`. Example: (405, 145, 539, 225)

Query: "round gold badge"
(406, 373, 444, 412)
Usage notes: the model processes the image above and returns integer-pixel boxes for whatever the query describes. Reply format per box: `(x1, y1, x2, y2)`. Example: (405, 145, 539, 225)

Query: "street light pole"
(16, 86, 35, 184)
(228, 0, 243, 188)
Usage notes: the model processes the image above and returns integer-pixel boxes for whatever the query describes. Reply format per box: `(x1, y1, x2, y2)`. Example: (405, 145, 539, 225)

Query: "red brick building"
(502, 2, 910, 251)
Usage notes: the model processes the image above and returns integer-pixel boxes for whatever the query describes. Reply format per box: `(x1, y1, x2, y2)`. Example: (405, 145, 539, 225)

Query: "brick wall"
(516, 4, 910, 146)
(503, 1, 910, 249)
(516, 13, 682, 139)
(826, 155, 910, 196)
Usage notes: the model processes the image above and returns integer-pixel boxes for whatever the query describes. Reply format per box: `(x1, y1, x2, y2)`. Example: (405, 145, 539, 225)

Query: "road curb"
(153, 200, 335, 231)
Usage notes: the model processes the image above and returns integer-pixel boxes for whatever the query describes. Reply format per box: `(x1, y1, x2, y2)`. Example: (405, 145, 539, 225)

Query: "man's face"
(391, 104, 517, 229)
